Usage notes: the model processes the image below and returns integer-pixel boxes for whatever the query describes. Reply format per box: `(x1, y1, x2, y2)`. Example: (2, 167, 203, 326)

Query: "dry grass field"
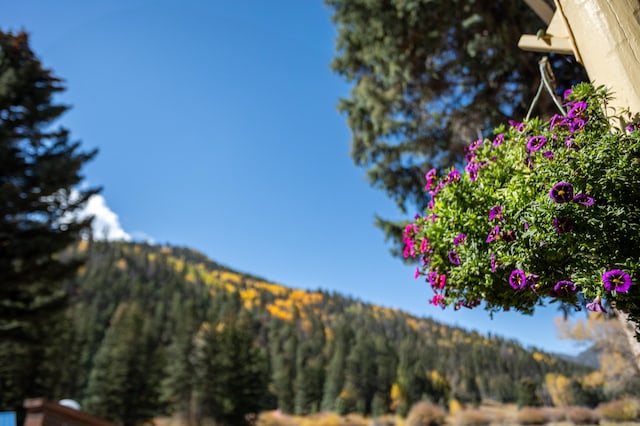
(153, 400, 640, 426)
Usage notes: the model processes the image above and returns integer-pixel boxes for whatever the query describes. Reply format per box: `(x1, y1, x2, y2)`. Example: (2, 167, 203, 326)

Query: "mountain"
(49, 241, 592, 425)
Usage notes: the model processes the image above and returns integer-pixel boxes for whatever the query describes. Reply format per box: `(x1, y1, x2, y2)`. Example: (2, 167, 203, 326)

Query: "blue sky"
(4, 0, 588, 355)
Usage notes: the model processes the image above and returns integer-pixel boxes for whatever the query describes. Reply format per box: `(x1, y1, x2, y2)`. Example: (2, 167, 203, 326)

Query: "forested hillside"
(49, 241, 591, 425)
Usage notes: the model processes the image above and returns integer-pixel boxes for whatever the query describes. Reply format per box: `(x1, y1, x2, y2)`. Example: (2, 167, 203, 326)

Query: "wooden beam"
(523, 0, 554, 24)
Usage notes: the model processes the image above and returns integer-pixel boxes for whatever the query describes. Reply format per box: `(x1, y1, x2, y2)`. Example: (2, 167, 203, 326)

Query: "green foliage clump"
(565, 406, 600, 425)
(405, 83, 640, 323)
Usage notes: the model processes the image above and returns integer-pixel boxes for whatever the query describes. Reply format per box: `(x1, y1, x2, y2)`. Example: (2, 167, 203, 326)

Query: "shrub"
(565, 406, 600, 425)
(405, 402, 447, 426)
(516, 407, 549, 425)
(257, 411, 300, 426)
(598, 398, 640, 421)
(541, 407, 565, 422)
(454, 409, 493, 426)
(344, 413, 368, 426)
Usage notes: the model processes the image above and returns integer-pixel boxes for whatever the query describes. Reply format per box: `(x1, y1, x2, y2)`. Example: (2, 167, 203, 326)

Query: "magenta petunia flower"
(488, 205, 504, 222)
(553, 217, 574, 234)
(549, 114, 565, 130)
(420, 238, 431, 254)
(430, 294, 445, 307)
(573, 194, 594, 207)
(567, 101, 588, 118)
(468, 138, 483, 151)
(486, 225, 500, 243)
(414, 267, 420, 279)
(453, 233, 467, 246)
(586, 298, 606, 313)
(493, 133, 504, 146)
(549, 182, 574, 203)
(437, 274, 446, 289)
(526, 274, 540, 289)
(553, 280, 577, 296)
(563, 89, 573, 100)
(509, 269, 527, 290)
(508, 120, 526, 132)
(526, 135, 547, 152)
(602, 269, 633, 293)
(428, 271, 439, 288)
(425, 168, 437, 190)
(570, 118, 587, 133)
(448, 250, 461, 265)
(542, 151, 555, 160)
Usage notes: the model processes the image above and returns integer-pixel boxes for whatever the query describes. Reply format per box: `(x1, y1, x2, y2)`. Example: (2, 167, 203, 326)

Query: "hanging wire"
(525, 56, 566, 120)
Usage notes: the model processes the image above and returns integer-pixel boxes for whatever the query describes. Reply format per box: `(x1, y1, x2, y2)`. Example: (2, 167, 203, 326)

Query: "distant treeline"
(16, 242, 594, 425)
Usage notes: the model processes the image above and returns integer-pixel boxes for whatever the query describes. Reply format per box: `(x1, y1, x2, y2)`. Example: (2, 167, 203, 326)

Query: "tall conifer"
(0, 30, 98, 413)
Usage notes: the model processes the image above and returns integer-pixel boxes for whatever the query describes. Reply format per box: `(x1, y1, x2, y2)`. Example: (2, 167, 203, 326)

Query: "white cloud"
(82, 194, 131, 241)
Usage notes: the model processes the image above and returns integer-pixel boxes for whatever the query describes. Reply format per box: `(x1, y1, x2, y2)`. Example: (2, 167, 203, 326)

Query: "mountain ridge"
(57, 240, 593, 423)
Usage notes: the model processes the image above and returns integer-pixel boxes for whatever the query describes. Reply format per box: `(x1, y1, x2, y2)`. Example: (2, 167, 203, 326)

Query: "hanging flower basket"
(405, 83, 640, 322)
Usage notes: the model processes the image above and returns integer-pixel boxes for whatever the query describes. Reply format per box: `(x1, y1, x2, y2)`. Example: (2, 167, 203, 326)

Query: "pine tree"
(325, 0, 586, 251)
(195, 318, 270, 426)
(0, 30, 98, 413)
(83, 303, 161, 426)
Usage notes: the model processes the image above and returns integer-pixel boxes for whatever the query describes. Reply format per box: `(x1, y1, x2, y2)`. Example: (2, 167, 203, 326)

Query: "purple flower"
(553, 217, 574, 233)
(465, 161, 480, 181)
(567, 101, 588, 118)
(626, 124, 638, 132)
(549, 182, 574, 203)
(468, 138, 483, 151)
(448, 250, 461, 265)
(486, 225, 500, 243)
(509, 120, 525, 132)
(549, 114, 564, 130)
(428, 271, 439, 288)
(586, 298, 606, 313)
(493, 133, 504, 146)
(490, 253, 497, 272)
(430, 294, 445, 307)
(526, 274, 540, 289)
(570, 118, 587, 133)
(420, 238, 431, 254)
(542, 151, 555, 160)
(553, 280, 577, 296)
(445, 169, 461, 183)
(509, 269, 527, 290)
(563, 89, 573, 100)
(453, 233, 467, 246)
(565, 137, 578, 149)
(573, 194, 594, 207)
(488, 206, 504, 222)
(414, 267, 420, 279)
(602, 269, 633, 293)
(425, 168, 437, 190)
(527, 135, 547, 152)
